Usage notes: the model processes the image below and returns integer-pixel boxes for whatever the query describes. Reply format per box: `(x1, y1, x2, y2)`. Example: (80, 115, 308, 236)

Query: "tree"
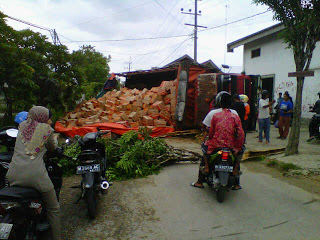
(70, 45, 111, 99)
(0, 12, 37, 123)
(0, 11, 111, 125)
(253, 0, 320, 155)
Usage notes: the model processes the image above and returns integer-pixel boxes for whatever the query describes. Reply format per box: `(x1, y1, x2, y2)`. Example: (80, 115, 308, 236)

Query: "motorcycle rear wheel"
(217, 186, 226, 203)
(86, 188, 97, 219)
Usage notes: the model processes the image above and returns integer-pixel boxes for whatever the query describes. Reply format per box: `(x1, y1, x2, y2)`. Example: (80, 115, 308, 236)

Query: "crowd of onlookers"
(207, 88, 296, 144)
(257, 90, 294, 143)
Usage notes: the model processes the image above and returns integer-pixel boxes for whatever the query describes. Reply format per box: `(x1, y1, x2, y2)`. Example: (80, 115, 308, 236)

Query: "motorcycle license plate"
(0, 223, 13, 240)
(77, 164, 100, 174)
(215, 165, 233, 172)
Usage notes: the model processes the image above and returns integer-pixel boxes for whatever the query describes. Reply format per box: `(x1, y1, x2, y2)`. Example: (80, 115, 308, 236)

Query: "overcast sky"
(0, 0, 278, 74)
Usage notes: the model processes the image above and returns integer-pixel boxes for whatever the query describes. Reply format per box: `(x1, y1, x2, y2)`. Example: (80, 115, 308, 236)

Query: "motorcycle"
(308, 108, 320, 141)
(204, 148, 240, 203)
(74, 130, 111, 219)
(0, 127, 18, 189)
(0, 147, 68, 239)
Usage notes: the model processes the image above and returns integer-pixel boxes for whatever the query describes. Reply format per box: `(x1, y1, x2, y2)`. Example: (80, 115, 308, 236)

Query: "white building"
(227, 23, 320, 119)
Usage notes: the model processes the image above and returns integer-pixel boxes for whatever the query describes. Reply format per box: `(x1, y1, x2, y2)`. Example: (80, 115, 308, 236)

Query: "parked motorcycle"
(74, 130, 111, 219)
(308, 108, 320, 141)
(0, 147, 68, 239)
(204, 148, 239, 203)
(0, 127, 18, 189)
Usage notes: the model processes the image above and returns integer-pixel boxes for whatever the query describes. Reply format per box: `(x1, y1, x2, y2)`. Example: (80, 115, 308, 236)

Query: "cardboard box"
(159, 110, 171, 122)
(164, 94, 171, 104)
(142, 116, 154, 126)
(128, 111, 138, 121)
(148, 108, 159, 119)
(154, 119, 167, 127)
(130, 122, 139, 128)
(151, 101, 164, 111)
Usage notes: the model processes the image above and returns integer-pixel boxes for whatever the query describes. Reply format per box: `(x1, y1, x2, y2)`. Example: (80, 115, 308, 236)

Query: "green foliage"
(266, 159, 302, 172)
(0, 11, 111, 125)
(266, 159, 279, 167)
(102, 130, 168, 180)
(59, 142, 81, 176)
(249, 155, 266, 162)
(58, 130, 169, 180)
(279, 162, 302, 172)
(70, 45, 111, 100)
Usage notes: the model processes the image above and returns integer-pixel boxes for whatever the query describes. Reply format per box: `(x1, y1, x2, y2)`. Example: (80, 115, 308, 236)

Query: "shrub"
(59, 129, 169, 180)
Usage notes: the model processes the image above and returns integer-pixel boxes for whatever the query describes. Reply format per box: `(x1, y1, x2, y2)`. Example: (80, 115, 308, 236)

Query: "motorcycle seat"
(0, 152, 13, 163)
(0, 186, 41, 200)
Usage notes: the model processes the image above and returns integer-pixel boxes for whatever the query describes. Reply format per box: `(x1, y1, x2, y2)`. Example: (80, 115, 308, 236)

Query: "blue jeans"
(259, 117, 270, 142)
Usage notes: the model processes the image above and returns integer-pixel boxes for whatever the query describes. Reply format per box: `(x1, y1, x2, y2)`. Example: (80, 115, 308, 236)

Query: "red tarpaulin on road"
(55, 121, 175, 138)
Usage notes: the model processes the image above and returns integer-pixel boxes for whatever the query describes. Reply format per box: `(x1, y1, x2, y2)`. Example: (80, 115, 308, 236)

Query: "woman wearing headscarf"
(6, 106, 61, 240)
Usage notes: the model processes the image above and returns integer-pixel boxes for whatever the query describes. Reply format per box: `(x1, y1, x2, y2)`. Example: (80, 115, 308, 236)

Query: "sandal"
(190, 182, 204, 189)
(232, 185, 242, 191)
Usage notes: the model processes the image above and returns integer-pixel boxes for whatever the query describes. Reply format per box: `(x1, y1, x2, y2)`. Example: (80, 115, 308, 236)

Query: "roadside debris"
(159, 129, 201, 138)
(242, 148, 285, 161)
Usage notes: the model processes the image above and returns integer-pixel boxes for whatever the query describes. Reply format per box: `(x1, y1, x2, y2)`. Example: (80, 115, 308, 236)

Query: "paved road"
(134, 163, 320, 240)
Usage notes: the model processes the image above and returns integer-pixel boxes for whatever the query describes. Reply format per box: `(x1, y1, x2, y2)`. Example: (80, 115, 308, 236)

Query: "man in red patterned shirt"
(190, 92, 245, 189)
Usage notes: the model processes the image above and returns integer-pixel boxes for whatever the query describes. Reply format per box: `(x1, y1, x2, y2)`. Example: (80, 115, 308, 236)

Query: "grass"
(266, 159, 279, 167)
(249, 155, 266, 162)
(279, 162, 302, 172)
(265, 159, 302, 172)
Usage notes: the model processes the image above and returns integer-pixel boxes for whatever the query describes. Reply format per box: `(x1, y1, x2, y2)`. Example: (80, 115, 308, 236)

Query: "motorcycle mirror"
(6, 129, 18, 138)
(65, 139, 70, 144)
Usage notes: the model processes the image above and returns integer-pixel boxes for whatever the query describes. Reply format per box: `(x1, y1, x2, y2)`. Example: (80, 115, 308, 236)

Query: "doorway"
(261, 75, 274, 101)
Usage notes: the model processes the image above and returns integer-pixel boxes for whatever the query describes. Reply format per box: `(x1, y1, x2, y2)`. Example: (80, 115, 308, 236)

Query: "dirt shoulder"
(60, 175, 160, 240)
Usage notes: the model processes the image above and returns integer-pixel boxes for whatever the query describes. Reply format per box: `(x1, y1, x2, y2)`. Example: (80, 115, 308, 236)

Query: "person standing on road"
(231, 94, 245, 130)
(240, 94, 250, 139)
(258, 90, 275, 143)
(276, 92, 284, 106)
(277, 92, 293, 140)
(190, 91, 245, 190)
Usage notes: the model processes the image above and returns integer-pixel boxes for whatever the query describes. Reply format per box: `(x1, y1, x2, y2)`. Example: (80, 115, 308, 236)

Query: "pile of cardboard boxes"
(59, 80, 178, 128)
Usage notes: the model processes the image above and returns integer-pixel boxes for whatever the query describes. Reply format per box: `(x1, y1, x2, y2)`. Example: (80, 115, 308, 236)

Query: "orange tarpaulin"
(55, 121, 175, 138)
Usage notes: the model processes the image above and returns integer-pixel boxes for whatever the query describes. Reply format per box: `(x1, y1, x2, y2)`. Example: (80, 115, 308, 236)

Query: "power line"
(5, 15, 50, 31)
(133, 0, 188, 69)
(157, 37, 191, 66)
(60, 10, 271, 43)
(6, 10, 271, 46)
(199, 9, 271, 33)
(153, 0, 187, 28)
(5, 14, 62, 45)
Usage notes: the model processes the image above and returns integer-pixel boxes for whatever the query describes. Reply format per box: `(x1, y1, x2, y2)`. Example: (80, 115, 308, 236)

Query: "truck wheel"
(86, 188, 97, 219)
(217, 186, 226, 203)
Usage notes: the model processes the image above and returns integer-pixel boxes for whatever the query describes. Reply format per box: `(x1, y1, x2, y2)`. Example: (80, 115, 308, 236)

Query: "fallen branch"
(242, 148, 285, 161)
(160, 129, 201, 138)
(159, 146, 202, 165)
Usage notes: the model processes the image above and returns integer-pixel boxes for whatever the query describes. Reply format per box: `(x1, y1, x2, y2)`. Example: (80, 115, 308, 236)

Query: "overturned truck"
(122, 58, 258, 131)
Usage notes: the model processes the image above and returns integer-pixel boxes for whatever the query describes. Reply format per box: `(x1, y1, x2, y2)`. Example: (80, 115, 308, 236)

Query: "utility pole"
(50, 29, 61, 45)
(181, 0, 207, 64)
(125, 57, 132, 72)
(224, 4, 228, 65)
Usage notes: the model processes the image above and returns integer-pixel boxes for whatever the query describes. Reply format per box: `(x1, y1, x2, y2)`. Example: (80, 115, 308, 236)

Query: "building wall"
(242, 33, 320, 118)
